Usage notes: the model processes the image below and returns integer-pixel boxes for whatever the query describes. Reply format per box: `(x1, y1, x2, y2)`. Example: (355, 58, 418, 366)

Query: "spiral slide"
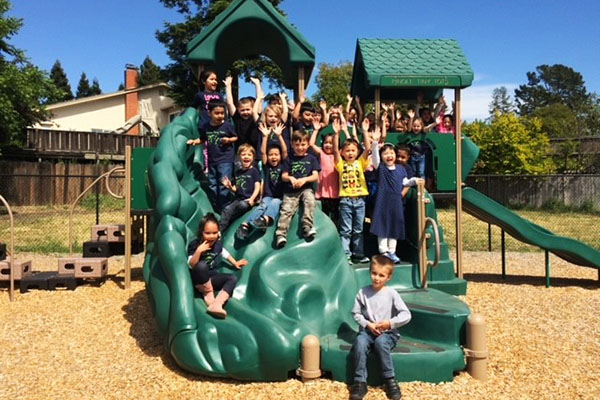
(141, 109, 470, 384)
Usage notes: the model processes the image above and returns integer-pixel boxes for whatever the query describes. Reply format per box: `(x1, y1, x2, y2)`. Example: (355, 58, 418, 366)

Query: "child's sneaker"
(276, 235, 287, 249)
(349, 381, 368, 400)
(388, 253, 401, 264)
(304, 226, 317, 240)
(252, 216, 269, 231)
(351, 255, 370, 264)
(235, 223, 250, 241)
(382, 378, 401, 400)
(346, 254, 353, 265)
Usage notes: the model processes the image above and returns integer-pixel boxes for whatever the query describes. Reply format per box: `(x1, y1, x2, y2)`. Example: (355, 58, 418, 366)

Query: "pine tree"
(138, 56, 162, 86)
(89, 77, 102, 96)
(76, 72, 91, 98)
(49, 60, 73, 102)
(488, 86, 514, 118)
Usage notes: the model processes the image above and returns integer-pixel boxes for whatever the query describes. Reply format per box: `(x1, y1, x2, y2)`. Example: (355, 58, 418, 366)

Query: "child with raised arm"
(333, 117, 372, 264)
(223, 76, 263, 152)
(188, 213, 248, 319)
(187, 100, 237, 212)
(349, 255, 411, 400)
(256, 93, 290, 160)
(275, 130, 320, 248)
(235, 122, 288, 240)
(219, 144, 262, 232)
(292, 95, 315, 136)
(310, 121, 340, 225)
(192, 70, 224, 126)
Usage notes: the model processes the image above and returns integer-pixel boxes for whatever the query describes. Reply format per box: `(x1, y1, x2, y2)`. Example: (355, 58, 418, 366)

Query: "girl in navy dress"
(370, 130, 417, 264)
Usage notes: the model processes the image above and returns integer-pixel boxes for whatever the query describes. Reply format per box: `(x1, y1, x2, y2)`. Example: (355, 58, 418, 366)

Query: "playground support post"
(455, 89, 463, 279)
(416, 179, 427, 287)
(0, 195, 15, 302)
(374, 87, 381, 123)
(501, 229, 506, 279)
(296, 335, 321, 382)
(297, 66, 305, 102)
(125, 145, 132, 289)
(545, 250, 550, 288)
(465, 313, 488, 381)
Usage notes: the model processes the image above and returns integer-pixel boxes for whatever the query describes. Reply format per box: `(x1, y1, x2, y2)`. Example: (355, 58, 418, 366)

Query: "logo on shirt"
(235, 175, 248, 191)
(291, 161, 308, 176)
(207, 131, 223, 145)
(341, 162, 363, 190)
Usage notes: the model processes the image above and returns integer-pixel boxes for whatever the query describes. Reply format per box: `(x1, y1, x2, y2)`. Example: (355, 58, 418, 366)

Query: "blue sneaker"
(388, 253, 401, 264)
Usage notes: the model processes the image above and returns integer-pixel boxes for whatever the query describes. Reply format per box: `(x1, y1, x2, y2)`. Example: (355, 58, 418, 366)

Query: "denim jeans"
(411, 154, 425, 178)
(208, 162, 233, 211)
(352, 329, 400, 383)
(219, 199, 252, 232)
(339, 196, 366, 257)
(246, 197, 282, 223)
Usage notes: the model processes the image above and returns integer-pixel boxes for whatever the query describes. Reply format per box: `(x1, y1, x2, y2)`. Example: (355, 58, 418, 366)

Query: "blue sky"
(8, 0, 600, 120)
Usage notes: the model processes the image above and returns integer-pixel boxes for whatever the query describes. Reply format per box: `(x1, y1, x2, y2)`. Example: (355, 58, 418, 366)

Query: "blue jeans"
(246, 197, 282, 223)
(411, 154, 425, 178)
(352, 329, 400, 383)
(208, 162, 233, 211)
(339, 196, 365, 257)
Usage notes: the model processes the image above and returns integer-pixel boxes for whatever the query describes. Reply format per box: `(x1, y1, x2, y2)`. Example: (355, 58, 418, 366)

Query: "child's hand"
(346, 93, 352, 102)
(293, 177, 305, 189)
(375, 320, 391, 332)
(367, 322, 381, 336)
(234, 259, 249, 269)
(223, 76, 233, 87)
(221, 176, 232, 189)
(332, 119, 341, 134)
(249, 76, 261, 86)
(278, 92, 287, 102)
(299, 94, 307, 103)
(361, 118, 370, 133)
(258, 122, 270, 137)
(313, 121, 321, 131)
(288, 176, 298, 188)
(187, 138, 201, 146)
(319, 99, 327, 110)
(246, 198, 255, 206)
(407, 109, 415, 119)
(197, 240, 211, 255)
(220, 137, 232, 145)
(371, 127, 381, 142)
(273, 123, 285, 136)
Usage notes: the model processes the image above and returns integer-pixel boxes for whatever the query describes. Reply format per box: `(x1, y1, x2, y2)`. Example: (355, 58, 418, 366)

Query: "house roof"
(351, 39, 474, 102)
(46, 82, 170, 110)
(186, 0, 315, 89)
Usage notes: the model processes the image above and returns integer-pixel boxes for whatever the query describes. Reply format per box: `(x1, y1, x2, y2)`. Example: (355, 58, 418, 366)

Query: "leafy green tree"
(138, 55, 163, 86)
(463, 113, 554, 174)
(156, 0, 285, 106)
(75, 72, 91, 98)
(0, 0, 61, 146)
(89, 77, 102, 96)
(48, 60, 73, 102)
(488, 86, 513, 118)
(311, 61, 353, 106)
(532, 103, 578, 139)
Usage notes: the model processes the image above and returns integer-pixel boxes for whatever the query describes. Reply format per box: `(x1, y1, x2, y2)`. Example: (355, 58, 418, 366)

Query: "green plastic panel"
(142, 108, 471, 383)
(131, 147, 155, 211)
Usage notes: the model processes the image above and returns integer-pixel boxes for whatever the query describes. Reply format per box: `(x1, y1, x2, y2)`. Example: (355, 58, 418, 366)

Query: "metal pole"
(95, 161, 100, 224)
(487, 224, 492, 252)
(545, 250, 550, 288)
(501, 229, 506, 280)
(125, 145, 132, 289)
(455, 89, 463, 278)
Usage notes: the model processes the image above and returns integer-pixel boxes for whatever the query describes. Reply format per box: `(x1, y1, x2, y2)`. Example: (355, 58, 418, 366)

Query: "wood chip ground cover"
(0, 252, 598, 399)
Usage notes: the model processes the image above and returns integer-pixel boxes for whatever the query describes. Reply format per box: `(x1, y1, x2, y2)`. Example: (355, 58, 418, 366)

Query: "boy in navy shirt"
(188, 100, 237, 211)
(220, 144, 261, 232)
(275, 130, 320, 248)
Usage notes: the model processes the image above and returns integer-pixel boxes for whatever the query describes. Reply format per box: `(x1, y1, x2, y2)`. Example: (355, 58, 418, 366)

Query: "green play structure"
(136, 0, 599, 386)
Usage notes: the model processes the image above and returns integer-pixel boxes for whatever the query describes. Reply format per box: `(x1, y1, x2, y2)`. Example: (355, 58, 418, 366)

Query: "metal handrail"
(68, 167, 125, 255)
(0, 195, 15, 301)
(425, 217, 441, 269)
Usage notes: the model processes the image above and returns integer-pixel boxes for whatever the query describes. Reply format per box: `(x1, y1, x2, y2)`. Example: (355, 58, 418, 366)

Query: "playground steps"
(58, 257, 108, 279)
(0, 257, 32, 280)
(85, 222, 145, 257)
(19, 271, 77, 293)
(321, 287, 469, 384)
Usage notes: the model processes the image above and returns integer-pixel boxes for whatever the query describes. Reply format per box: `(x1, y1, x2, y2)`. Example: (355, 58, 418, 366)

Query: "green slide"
(462, 187, 600, 269)
(142, 109, 470, 384)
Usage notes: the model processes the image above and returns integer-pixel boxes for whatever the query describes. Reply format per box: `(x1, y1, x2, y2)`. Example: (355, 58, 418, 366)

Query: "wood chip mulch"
(0, 251, 598, 400)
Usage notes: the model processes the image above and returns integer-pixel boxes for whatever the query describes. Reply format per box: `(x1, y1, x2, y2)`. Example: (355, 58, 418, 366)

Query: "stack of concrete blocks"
(0, 256, 33, 281)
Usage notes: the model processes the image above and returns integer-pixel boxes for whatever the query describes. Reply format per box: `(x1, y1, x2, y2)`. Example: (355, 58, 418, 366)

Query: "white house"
(34, 66, 181, 136)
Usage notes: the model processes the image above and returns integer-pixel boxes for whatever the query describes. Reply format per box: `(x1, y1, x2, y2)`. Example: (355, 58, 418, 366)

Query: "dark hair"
(395, 144, 412, 154)
(266, 143, 282, 154)
(239, 96, 255, 106)
(291, 130, 309, 142)
(342, 138, 360, 150)
(321, 133, 335, 146)
(379, 143, 396, 156)
(199, 69, 217, 91)
(208, 99, 226, 112)
(443, 114, 454, 122)
(371, 254, 394, 275)
(197, 212, 219, 237)
(300, 101, 315, 114)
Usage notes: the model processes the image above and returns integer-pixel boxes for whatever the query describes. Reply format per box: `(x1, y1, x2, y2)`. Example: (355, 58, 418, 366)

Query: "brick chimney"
(124, 64, 139, 135)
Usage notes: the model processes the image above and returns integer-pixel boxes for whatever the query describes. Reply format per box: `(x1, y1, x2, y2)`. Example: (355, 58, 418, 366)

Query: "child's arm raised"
(293, 94, 306, 122)
(223, 76, 236, 117)
(345, 93, 353, 115)
(250, 77, 264, 118)
(332, 119, 342, 165)
(361, 118, 371, 160)
(253, 92, 265, 123)
(274, 123, 288, 160)
(309, 122, 322, 155)
(355, 95, 364, 123)
(320, 99, 329, 126)
(279, 92, 289, 123)
(381, 111, 388, 142)
(259, 122, 271, 165)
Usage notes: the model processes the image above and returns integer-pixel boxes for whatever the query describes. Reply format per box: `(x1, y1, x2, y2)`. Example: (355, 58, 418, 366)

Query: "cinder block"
(20, 271, 53, 293)
(107, 224, 125, 242)
(48, 273, 77, 291)
(57, 257, 79, 275)
(91, 225, 110, 242)
(0, 257, 32, 281)
(0, 243, 6, 261)
(83, 241, 112, 258)
(74, 258, 108, 279)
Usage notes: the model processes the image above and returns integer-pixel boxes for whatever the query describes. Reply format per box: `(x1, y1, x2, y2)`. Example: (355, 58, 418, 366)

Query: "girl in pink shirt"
(310, 122, 340, 226)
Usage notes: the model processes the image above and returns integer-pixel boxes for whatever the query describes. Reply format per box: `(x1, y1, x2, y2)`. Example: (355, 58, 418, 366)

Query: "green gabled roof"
(186, 0, 315, 89)
(351, 39, 473, 102)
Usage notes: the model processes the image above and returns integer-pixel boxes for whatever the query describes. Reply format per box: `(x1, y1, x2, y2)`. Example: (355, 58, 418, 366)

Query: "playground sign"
(381, 75, 462, 87)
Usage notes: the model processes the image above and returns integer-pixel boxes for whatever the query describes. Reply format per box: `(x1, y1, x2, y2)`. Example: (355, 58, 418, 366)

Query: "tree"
(138, 56, 163, 86)
(532, 103, 578, 139)
(311, 61, 353, 107)
(48, 60, 73, 102)
(488, 86, 513, 118)
(89, 77, 102, 96)
(156, 0, 285, 106)
(463, 113, 554, 174)
(0, 0, 61, 146)
(76, 72, 91, 98)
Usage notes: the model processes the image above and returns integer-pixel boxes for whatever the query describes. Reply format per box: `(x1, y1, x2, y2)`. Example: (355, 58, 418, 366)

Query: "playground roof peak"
(186, 0, 315, 89)
(351, 38, 474, 102)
